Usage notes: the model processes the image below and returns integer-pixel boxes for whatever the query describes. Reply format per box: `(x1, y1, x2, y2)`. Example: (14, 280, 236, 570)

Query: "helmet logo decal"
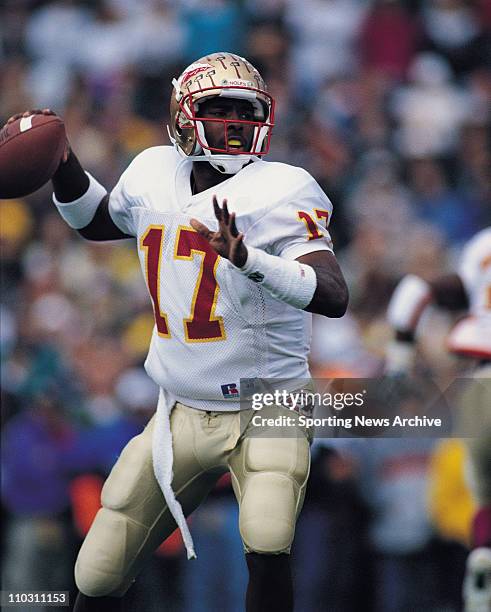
(181, 63, 214, 86)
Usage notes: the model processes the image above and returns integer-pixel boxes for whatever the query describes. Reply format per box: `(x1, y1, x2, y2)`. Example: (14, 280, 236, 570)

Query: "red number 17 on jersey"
(140, 225, 226, 343)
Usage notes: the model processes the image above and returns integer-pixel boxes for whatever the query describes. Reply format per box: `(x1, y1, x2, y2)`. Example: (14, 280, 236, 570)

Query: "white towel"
(152, 389, 196, 560)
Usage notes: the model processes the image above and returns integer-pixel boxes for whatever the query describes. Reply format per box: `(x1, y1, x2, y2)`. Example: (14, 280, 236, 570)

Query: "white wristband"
(52, 172, 107, 229)
(387, 274, 432, 332)
(237, 245, 317, 310)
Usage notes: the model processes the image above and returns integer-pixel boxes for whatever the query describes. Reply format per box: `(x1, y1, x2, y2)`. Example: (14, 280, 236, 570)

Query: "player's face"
(196, 98, 256, 153)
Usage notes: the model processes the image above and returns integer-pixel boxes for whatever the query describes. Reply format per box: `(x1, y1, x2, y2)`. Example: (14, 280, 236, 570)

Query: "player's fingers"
(214, 198, 231, 237)
(220, 201, 232, 236)
(220, 215, 234, 241)
(222, 200, 230, 225)
(7, 113, 25, 124)
(230, 234, 245, 266)
(212, 195, 222, 222)
(22, 109, 42, 117)
(5, 111, 34, 126)
(190, 218, 213, 240)
(7, 109, 55, 124)
(230, 212, 239, 237)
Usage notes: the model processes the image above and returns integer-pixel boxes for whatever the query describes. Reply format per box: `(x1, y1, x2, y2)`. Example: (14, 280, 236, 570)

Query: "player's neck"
(191, 162, 232, 195)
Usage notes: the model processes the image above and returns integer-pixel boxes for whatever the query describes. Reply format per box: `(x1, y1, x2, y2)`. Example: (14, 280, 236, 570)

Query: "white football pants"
(75, 402, 311, 597)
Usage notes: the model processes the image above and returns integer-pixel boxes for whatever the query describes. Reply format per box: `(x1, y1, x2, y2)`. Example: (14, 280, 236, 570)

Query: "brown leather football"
(0, 114, 66, 198)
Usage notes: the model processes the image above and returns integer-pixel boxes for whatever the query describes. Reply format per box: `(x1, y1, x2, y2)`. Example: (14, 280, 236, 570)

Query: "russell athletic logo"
(221, 383, 239, 399)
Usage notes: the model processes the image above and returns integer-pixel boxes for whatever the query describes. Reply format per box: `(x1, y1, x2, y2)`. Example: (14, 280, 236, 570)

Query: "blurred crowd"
(1, 0, 490, 610)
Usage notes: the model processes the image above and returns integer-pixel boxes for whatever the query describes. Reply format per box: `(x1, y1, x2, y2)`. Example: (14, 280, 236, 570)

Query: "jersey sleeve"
(108, 168, 137, 236)
(250, 175, 334, 260)
(108, 149, 158, 236)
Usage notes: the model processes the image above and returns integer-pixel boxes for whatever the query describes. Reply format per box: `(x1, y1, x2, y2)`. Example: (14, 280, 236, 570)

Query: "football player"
(7, 53, 348, 612)
(385, 227, 491, 612)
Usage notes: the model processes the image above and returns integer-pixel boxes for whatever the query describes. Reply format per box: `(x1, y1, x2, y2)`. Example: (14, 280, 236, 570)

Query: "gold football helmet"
(168, 52, 275, 174)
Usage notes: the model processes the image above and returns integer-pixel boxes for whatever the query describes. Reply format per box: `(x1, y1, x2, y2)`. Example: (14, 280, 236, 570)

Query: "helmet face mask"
(169, 53, 275, 174)
(179, 86, 274, 156)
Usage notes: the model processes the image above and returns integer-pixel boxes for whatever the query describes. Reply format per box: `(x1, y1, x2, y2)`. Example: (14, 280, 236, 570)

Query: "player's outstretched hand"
(4, 108, 70, 163)
(190, 196, 248, 268)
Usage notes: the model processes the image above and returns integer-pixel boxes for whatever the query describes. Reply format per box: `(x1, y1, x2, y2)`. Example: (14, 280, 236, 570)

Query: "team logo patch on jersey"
(221, 383, 240, 399)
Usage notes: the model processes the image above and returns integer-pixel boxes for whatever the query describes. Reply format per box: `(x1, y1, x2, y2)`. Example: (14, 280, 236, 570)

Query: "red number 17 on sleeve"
(297, 209, 330, 240)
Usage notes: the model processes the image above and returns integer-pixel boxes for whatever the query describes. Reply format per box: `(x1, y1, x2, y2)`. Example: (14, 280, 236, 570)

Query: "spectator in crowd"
(354, 438, 441, 612)
(293, 443, 369, 612)
(358, 0, 422, 82)
(407, 157, 480, 243)
(391, 52, 472, 158)
(1, 387, 80, 603)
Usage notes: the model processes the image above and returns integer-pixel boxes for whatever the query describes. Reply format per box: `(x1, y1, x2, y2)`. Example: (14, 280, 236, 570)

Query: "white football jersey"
(448, 227, 491, 359)
(108, 146, 334, 410)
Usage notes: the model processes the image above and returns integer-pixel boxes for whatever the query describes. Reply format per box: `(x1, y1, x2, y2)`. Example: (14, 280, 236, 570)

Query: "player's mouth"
(227, 137, 246, 151)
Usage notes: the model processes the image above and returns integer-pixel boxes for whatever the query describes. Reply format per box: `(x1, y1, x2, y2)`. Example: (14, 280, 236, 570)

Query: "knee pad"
(238, 437, 310, 554)
(240, 472, 298, 553)
(75, 507, 147, 597)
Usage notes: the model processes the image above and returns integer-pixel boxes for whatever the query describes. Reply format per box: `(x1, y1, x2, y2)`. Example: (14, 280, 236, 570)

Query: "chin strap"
(167, 122, 264, 176)
(189, 153, 259, 174)
(168, 124, 260, 175)
(206, 153, 253, 174)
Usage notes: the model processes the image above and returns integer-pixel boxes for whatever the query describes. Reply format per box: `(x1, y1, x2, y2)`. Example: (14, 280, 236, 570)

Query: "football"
(0, 114, 66, 198)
